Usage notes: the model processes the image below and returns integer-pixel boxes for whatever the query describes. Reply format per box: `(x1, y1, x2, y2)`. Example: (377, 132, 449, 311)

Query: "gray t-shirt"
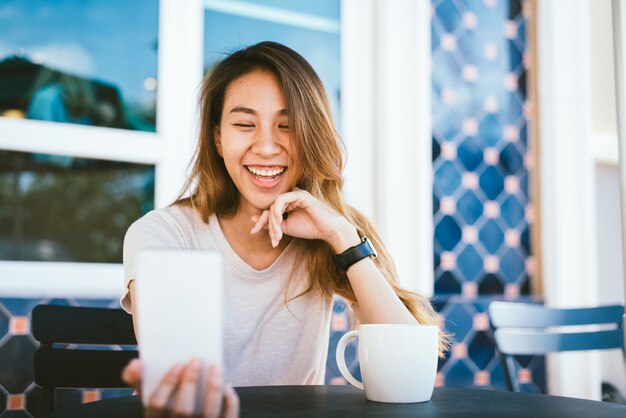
(121, 204, 333, 386)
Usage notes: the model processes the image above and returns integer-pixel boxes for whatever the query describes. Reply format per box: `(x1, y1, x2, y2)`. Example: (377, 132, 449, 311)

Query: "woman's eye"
(278, 124, 290, 130)
(234, 123, 254, 128)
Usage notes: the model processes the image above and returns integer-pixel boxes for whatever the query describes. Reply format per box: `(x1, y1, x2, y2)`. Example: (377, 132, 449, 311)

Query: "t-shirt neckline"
(207, 213, 295, 278)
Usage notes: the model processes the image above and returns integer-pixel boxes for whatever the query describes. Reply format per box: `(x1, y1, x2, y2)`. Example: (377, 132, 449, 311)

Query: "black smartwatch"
(335, 237, 377, 272)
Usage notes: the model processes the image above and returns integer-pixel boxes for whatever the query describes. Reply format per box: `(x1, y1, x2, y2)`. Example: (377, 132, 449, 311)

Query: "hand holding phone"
(134, 249, 224, 414)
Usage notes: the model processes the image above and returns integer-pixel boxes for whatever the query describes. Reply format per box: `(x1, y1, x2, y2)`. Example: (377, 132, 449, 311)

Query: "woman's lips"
(244, 165, 287, 189)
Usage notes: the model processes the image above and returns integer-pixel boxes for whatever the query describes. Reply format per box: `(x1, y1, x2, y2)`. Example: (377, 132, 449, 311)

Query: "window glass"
(0, 150, 154, 263)
(0, 0, 158, 132)
(204, 1, 341, 123)
(215, 0, 340, 20)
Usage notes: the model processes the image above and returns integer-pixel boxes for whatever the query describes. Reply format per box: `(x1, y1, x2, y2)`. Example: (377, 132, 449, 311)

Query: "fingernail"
(272, 239, 277, 248)
(171, 363, 184, 377)
(213, 363, 223, 378)
(190, 358, 203, 370)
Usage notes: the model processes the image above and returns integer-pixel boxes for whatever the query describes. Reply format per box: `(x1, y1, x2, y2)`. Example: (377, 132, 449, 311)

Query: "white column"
(341, 0, 376, 219)
(537, 0, 601, 400)
(341, 0, 433, 295)
(156, 0, 205, 207)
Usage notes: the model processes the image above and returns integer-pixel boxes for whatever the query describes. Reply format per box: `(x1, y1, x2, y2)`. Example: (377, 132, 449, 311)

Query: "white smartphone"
(134, 249, 223, 412)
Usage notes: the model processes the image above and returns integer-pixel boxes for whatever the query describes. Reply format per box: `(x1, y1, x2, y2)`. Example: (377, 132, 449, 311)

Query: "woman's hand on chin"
(250, 188, 360, 252)
(121, 358, 239, 418)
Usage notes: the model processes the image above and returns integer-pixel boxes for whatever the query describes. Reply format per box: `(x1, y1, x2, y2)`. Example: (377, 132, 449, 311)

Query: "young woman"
(121, 41, 447, 418)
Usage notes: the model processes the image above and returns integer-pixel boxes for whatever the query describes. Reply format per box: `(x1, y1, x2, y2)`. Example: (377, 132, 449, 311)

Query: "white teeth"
(246, 166, 285, 177)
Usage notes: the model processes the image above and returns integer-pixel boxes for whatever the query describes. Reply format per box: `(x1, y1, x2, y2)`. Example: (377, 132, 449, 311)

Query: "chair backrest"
(488, 301, 625, 391)
(31, 304, 138, 415)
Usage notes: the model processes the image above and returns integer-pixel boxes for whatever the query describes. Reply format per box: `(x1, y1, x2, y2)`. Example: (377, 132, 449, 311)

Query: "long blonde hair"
(175, 42, 448, 356)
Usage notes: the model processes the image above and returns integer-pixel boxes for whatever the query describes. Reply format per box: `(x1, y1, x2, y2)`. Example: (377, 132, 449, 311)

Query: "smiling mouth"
(245, 165, 287, 180)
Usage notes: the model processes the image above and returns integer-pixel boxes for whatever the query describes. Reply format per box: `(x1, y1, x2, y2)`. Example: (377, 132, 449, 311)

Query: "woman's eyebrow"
(229, 106, 256, 115)
(228, 107, 289, 116)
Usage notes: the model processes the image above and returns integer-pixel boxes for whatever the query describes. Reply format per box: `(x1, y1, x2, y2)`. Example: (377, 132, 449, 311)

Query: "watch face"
(364, 237, 377, 258)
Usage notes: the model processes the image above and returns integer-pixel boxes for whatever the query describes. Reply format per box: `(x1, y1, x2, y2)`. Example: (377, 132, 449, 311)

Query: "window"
(0, 150, 154, 263)
(203, 0, 341, 122)
(0, 0, 158, 132)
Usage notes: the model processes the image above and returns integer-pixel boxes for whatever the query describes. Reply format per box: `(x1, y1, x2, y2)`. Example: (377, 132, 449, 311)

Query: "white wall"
(538, 0, 625, 399)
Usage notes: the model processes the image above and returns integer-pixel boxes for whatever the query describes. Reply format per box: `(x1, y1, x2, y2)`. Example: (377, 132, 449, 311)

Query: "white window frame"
(0, 0, 205, 298)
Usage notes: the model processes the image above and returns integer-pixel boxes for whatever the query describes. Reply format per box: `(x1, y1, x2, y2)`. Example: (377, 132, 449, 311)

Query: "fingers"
(222, 385, 240, 418)
(269, 191, 309, 247)
(250, 210, 270, 234)
(202, 364, 224, 418)
(171, 358, 203, 417)
(121, 358, 142, 394)
(142, 360, 230, 418)
(147, 363, 184, 418)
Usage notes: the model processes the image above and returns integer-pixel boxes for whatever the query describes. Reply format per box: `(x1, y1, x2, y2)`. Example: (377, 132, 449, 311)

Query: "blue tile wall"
(431, 0, 543, 392)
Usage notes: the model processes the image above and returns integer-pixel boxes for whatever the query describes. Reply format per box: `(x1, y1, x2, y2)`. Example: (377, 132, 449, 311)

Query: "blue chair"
(488, 301, 625, 392)
(32, 305, 138, 415)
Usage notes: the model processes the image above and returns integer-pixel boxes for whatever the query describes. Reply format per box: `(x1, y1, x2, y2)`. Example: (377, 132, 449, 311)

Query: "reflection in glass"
(0, 150, 154, 263)
(204, 1, 341, 123)
(0, 0, 158, 132)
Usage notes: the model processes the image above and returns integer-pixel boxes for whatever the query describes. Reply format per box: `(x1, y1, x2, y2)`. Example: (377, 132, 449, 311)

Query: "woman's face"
(214, 70, 296, 214)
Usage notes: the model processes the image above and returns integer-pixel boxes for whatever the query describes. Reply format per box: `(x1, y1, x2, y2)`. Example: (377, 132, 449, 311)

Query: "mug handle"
(335, 330, 364, 390)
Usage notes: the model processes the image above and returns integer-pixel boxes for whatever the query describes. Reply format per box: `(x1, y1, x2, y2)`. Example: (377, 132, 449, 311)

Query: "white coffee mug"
(336, 324, 438, 403)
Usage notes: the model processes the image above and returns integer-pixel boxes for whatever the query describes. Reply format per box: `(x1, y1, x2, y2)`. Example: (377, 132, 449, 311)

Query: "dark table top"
(47, 385, 626, 418)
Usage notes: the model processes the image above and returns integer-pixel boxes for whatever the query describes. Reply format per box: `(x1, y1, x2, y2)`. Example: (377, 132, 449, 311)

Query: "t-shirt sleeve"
(120, 210, 184, 313)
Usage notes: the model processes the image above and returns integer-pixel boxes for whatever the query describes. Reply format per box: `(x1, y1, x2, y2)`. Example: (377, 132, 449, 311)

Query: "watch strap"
(335, 237, 377, 272)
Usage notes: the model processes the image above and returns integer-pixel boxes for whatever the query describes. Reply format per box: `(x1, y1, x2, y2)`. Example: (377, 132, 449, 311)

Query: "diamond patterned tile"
(503, 91, 524, 123)
(1, 410, 31, 418)
(508, 39, 523, 70)
(457, 136, 484, 171)
(478, 273, 505, 295)
(0, 307, 9, 340)
(444, 359, 475, 388)
(434, 0, 463, 33)
(435, 215, 462, 251)
(0, 336, 37, 393)
(479, 166, 504, 200)
(479, 220, 505, 254)
(500, 194, 525, 227)
(435, 271, 462, 294)
(468, 331, 495, 370)
(25, 385, 43, 418)
(478, 114, 503, 147)
(432, 137, 442, 161)
(500, 248, 525, 283)
(457, 245, 483, 281)
(0, 390, 6, 413)
(0, 299, 42, 316)
(500, 142, 524, 175)
(434, 161, 463, 196)
(442, 303, 474, 341)
(456, 190, 483, 224)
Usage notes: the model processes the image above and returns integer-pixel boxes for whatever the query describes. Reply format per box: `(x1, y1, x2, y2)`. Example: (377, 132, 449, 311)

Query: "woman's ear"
(214, 126, 223, 157)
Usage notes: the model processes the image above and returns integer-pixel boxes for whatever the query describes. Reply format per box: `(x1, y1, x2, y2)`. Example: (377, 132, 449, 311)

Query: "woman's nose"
(252, 127, 281, 156)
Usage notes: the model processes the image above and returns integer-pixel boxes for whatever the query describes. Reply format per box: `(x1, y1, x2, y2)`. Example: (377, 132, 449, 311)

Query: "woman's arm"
(251, 189, 417, 325)
(326, 223, 417, 325)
